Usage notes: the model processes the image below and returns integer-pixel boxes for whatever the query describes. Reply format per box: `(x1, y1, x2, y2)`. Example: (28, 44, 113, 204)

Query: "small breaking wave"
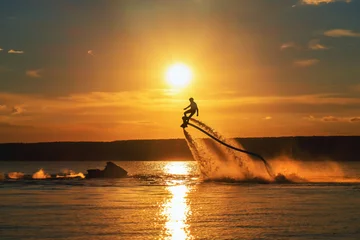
(32, 169, 51, 179)
(7, 172, 25, 179)
(56, 169, 85, 179)
(2, 168, 85, 180)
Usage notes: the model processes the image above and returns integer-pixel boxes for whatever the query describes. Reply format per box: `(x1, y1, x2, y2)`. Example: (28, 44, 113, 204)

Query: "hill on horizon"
(0, 136, 359, 162)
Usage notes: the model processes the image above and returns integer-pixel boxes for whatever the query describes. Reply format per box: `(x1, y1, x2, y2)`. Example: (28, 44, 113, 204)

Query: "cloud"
(280, 42, 299, 50)
(350, 117, 360, 122)
(301, 0, 351, 5)
(294, 59, 319, 67)
(322, 116, 339, 122)
(12, 106, 24, 115)
(304, 115, 360, 123)
(0, 122, 34, 129)
(303, 115, 316, 121)
(0, 48, 3, 52)
(324, 29, 360, 37)
(1, 90, 360, 141)
(8, 49, 24, 54)
(26, 69, 43, 78)
(308, 39, 328, 50)
(87, 50, 94, 56)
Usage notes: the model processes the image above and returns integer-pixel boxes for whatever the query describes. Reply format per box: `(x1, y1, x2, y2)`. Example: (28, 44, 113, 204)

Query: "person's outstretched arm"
(184, 104, 190, 110)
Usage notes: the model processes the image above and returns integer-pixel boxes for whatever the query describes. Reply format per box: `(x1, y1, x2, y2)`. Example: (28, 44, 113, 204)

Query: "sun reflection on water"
(165, 162, 190, 175)
(162, 162, 192, 240)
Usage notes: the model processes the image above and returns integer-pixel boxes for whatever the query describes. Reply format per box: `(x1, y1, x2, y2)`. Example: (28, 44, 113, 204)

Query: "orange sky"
(1, 0, 360, 142)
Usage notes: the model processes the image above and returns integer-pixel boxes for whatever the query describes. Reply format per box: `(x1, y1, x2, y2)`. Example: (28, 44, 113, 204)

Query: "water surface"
(1, 161, 360, 240)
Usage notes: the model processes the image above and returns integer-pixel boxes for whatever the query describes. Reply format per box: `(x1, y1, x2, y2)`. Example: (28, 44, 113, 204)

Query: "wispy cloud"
(301, 0, 351, 5)
(324, 29, 360, 37)
(1, 91, 360, 141)
(11, 106, 24, 115)
(8, 49, 24, 54)
(87, 50, 94, 56)
(303, 115, 316, 121)
(294, 59, 319, 67)
(350, 117, 360, 122)
(26, 69, 43, 78)
(280, 42, 299, 50)
(308, 39, 328, 50)
(322, 116, 340, 122)
(304, 115, 360, 123)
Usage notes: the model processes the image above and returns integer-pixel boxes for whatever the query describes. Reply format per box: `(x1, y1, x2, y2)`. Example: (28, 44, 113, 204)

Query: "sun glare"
(166, 63, 193, 88)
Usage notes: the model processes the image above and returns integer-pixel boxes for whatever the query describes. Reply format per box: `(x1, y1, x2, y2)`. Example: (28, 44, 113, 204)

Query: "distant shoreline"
(1, 136, 359, 162)
(2, 135, 360, 145)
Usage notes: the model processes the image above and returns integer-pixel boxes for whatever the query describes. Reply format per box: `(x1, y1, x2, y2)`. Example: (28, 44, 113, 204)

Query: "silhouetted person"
(183, 97, 199, 122)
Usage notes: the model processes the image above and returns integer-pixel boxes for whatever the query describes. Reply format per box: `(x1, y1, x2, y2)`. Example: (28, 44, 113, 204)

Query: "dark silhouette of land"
(0, 136, 359, 162)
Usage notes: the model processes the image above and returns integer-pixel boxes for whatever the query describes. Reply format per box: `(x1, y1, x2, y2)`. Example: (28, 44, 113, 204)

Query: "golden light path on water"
(165, 162, 189, 175)
(162, 162, 192, 240)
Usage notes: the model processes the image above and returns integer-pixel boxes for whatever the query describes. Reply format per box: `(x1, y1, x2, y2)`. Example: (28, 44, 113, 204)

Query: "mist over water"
(186, 119, 360, 183)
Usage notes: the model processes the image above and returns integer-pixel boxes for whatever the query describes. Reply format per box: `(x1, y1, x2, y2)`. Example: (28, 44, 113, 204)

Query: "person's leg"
(186, 110, 195, 122)
(184, 109, 192, 117)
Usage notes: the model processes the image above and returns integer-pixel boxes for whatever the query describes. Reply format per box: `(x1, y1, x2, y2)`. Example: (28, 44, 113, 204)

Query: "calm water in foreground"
(1, 160, 360, 240)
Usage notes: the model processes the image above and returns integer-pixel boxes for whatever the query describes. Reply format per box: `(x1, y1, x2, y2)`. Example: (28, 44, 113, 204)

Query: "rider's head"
(189, 97, 194, 102)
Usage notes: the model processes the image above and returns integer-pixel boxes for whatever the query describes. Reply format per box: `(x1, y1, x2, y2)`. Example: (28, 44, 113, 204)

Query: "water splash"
(8, 172, 25, 179)
(269, 156, 359, 183)
(183, 129, 217, 178)
(188, 119, 258, 180)
(190, 119, 249, 169)
(184, 128, 254, 180)
(187, 119, 358, 183)
(56, 169, 85, 179)
(32, 169, 51, 179)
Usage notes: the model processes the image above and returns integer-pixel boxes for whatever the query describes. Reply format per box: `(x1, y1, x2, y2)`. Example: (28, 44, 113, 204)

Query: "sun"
(165, 63, 193, 88)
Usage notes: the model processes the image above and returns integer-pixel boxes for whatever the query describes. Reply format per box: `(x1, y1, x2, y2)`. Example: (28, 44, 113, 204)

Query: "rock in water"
(86, 162, 128, 178)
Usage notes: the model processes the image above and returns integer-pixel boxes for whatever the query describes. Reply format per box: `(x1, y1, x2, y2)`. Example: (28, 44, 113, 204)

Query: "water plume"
(183, 129, 217, 178)
(188, 119, 266, 180)
(269, 156, 359, 183)
(184, 128, 251, 180)
(56, 169, 85, 179)
(190, 119, 246, 161)
(32, 169, 51, 179)
(186, 118, 355, 183)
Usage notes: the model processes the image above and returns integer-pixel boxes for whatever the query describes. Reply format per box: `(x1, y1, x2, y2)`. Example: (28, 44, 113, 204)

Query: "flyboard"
(180, 116, 190, 128)
(181, 118, 275, 178)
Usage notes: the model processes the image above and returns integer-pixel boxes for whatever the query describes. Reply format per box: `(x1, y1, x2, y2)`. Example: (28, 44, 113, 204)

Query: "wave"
(2, 168, 85, 180)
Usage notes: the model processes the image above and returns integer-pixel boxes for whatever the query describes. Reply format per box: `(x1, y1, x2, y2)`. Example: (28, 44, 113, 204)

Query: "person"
(183, 97, 199, 122)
